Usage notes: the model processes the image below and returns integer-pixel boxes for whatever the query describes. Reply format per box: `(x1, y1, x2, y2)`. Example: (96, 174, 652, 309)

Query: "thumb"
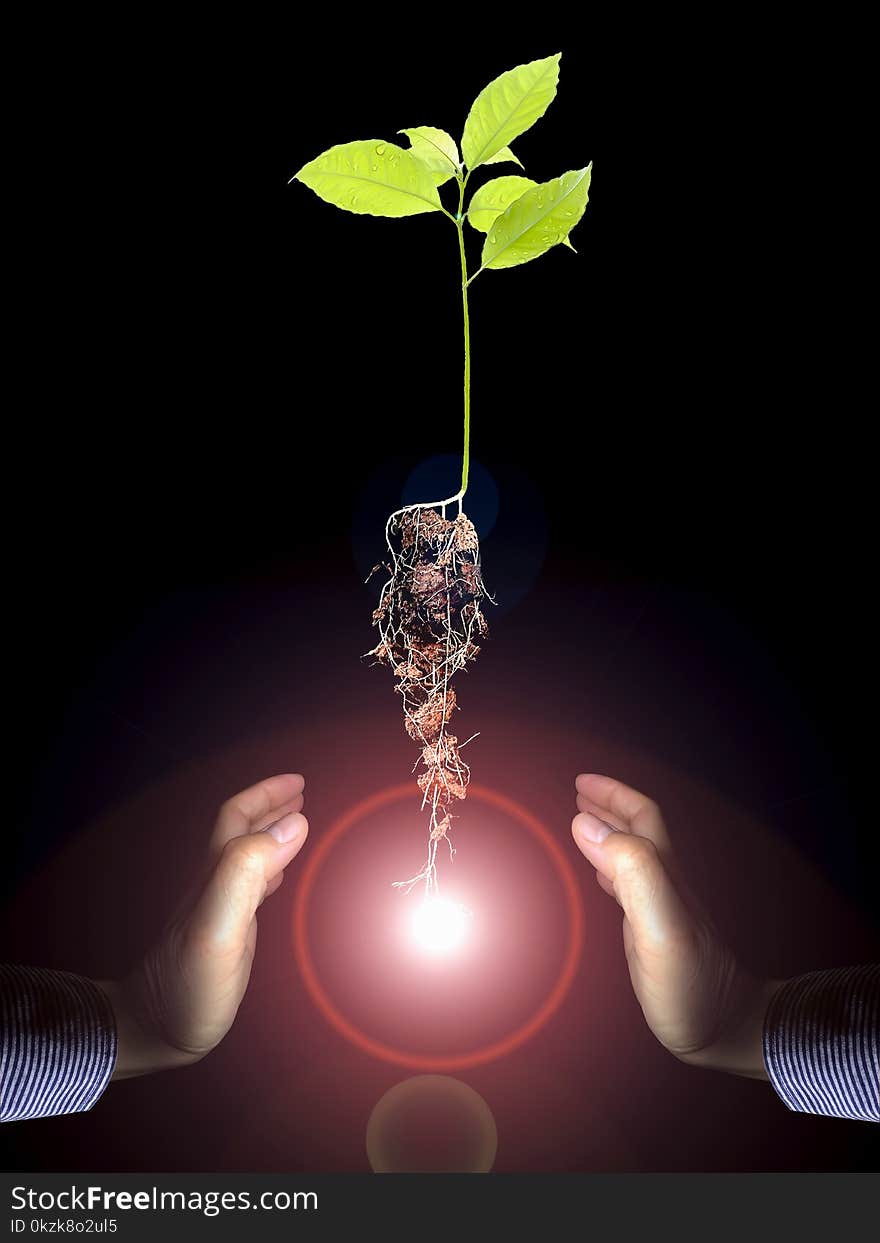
(572, 811, 691, 951)
(188, 812, 309, 954)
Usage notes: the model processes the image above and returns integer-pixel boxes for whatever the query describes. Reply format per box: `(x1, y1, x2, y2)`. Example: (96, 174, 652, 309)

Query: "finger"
(596, 870, 618, 902)
(572, 812, 691, 952)
(577, 775, 714, 924)
(622, 914, 635, 958)
(258, 870, 286, 908)
(248, 793, 304, 838)
(576, 774, 673, 857)
(165, 781, 305, 931)
(189, 812, 308, 954)
(576, 800, 676, 909)
(209, 774, 305, 856)
(576, 792, 629, 834)
(576, 792, 675, 872)
(265, 870, 285, 897)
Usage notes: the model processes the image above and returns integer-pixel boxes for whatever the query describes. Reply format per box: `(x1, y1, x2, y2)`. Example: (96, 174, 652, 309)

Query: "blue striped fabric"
(763, 963, 879, 1123)
(2, 960, 877, 1125)
(0, 963, 117, 1123)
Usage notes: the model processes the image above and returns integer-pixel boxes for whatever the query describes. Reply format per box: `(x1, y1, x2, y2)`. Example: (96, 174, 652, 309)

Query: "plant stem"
(456, 174, 471, 501)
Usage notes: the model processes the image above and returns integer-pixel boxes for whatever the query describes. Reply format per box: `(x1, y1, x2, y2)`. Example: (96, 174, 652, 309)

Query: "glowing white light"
(411, 898, 470, 955)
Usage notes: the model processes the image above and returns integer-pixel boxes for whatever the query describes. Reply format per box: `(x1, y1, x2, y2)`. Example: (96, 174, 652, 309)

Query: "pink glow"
(293, 782, 584, 1071)
(410, 897, 471, 956)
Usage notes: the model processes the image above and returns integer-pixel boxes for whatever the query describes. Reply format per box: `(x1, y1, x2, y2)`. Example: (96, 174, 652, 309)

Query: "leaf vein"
(471, 59, 557, 168)
(486, 169, 588, 264)
(308, 168, 440, 211)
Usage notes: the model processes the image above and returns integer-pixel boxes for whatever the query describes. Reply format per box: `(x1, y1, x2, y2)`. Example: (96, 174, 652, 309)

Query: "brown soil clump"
(367, 508, 490, 891)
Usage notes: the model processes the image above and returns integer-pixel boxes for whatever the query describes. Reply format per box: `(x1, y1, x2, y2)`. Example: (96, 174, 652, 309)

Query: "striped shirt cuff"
(0, 963, 118, 1123)
(763, 963, 879, 1123)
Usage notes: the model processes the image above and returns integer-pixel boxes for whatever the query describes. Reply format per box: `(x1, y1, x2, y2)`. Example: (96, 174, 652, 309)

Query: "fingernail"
(266, 812, 306, 844)
(574, 812, 614, 844)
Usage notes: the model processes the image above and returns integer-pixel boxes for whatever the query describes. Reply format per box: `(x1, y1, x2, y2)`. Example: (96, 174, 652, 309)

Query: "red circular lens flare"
(293, 782, 584, 1071)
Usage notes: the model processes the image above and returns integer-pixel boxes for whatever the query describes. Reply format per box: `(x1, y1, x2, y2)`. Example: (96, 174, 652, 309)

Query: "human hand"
(572, 773, 782, 1078)
(99, 773, 308, 1079)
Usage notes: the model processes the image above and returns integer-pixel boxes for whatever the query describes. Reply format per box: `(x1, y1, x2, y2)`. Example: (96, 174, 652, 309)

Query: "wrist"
(94, 976, 201, 1080)
(685, 975, 787, 1080)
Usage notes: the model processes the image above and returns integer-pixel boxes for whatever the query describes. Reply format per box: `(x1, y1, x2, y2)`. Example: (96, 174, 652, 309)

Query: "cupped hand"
(100, 773, 308, 1078)
(572, 773, 781, 1078)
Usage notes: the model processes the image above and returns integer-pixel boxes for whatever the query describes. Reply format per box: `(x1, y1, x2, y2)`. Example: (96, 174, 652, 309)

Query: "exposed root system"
(366, 503, 490, 894)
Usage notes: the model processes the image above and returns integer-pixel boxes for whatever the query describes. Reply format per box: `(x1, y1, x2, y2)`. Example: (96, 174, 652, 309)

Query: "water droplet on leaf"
(375, 143, 386, 155)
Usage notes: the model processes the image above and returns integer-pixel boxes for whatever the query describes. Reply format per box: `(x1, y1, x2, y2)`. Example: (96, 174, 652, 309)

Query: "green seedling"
(292, 53, 591, 895)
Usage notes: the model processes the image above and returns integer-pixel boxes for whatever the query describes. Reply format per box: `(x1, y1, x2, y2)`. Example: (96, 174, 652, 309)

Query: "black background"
(3, 17, 877, 1171)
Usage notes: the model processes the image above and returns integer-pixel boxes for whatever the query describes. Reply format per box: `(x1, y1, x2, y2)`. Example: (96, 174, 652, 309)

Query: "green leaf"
(397, 126, 460, 185)
(461, 53, 561, 171)
(563, 237, 577, 252)
(483, 145, 524, 169)
(292, 140, 443, 217)
(467, 175, 536, 233)
(479, 165, 591, 272)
